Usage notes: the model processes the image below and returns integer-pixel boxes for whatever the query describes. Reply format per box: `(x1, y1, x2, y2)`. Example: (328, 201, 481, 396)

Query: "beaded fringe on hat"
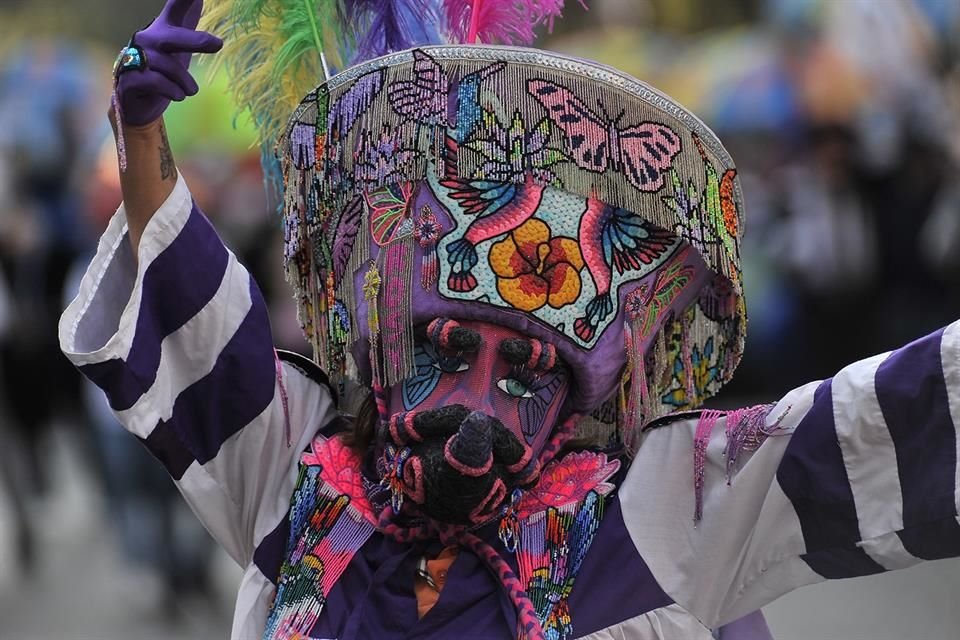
(279, 46, 747, 447)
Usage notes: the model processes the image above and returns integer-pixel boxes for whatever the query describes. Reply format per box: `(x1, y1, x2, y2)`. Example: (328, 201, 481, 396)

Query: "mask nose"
(444, 411, 494, 477)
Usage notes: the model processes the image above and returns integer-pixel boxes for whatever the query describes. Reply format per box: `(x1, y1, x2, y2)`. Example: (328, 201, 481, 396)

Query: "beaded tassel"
(415, 204, 441, 290)
(326, 270, 352, 373)
(515, 491, 605, 640)
(622, 284, 655, 448)
(336, 197, 372, 351)
(693, 409, 723, 524)
(724, 403, 790, 482)
(381, 237, 416, 386)
(363, 262, 383, 386)
(307, 249, 325, 367)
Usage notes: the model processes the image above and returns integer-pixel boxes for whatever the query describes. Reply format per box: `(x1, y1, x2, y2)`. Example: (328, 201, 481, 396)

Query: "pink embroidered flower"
(303, 436, 376, 523)
(517, 451, 620, 517)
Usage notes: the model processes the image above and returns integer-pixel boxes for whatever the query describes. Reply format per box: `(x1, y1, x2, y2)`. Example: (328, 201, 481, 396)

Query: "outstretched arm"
(620, 321, 960, 630)
(111, 118, 178, 253)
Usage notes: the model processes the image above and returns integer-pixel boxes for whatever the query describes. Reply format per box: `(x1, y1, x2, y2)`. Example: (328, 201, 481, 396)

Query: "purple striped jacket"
(60, 175, 960, 639)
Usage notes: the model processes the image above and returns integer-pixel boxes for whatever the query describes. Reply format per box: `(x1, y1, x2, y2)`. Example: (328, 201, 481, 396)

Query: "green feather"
(201, 0, 344, 155)
(272, 0, 330, 77)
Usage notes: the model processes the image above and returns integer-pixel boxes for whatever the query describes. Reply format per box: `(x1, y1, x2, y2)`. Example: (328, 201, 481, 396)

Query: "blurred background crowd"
(0, 0, 958, 638)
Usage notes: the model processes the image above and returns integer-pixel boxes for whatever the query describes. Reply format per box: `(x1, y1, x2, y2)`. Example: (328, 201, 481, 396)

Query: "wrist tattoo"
(159, 123, 175, 181)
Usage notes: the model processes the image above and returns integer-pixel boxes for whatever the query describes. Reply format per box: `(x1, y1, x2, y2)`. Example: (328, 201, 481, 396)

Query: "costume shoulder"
(276, 349, 337, 404)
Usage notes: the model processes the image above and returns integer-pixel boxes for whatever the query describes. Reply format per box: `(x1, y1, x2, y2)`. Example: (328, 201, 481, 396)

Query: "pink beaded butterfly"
(527, 79, 682, 192)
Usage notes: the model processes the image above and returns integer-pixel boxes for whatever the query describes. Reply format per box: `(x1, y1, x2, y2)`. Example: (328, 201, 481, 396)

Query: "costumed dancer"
(60, 1, 960, 638)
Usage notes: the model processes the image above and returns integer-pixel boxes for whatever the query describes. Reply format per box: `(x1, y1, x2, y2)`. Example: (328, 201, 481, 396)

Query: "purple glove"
(115, 0, 222, 126)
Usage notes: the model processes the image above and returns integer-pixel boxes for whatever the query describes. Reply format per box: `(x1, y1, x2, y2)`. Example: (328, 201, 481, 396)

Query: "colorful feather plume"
(341, 0, 443, 64)
(201, 0, 345, 150)
(442, 0, 585, 46)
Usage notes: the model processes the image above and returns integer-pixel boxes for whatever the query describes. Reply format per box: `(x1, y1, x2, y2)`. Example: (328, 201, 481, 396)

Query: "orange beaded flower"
(489, 219, 585, 312)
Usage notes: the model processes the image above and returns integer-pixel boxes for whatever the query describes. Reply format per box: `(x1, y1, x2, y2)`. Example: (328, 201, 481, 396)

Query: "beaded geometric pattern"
(263, 437, 377, 640)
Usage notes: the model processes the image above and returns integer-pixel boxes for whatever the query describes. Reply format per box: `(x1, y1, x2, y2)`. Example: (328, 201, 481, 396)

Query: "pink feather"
(442, 0, 586, 46)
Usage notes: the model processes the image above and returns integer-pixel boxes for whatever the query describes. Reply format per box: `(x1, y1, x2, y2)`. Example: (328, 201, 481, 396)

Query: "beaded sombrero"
(275, 44, 746, 448)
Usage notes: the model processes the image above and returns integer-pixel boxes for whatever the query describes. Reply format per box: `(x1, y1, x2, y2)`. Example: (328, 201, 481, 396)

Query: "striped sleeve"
(59, 174, 337, 567)
(620, 321, 960, 630)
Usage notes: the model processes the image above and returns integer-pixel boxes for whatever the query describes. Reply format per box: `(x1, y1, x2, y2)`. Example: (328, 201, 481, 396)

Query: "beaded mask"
(279, 45, 746, 450)
(380, 319, 569, 524)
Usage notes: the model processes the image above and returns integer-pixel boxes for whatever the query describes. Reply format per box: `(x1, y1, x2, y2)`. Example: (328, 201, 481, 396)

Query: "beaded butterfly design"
(527, 79, 683, 192)
(388, 49, 505, 137)
(364, 182, 416, 246)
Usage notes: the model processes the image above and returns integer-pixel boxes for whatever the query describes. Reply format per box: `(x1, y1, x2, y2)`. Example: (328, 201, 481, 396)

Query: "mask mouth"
(380, 404, 540, 525)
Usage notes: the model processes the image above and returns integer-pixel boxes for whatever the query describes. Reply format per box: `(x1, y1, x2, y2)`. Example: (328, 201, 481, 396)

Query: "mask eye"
(433, 356, 469, 373)
(497, 377, 534, 399)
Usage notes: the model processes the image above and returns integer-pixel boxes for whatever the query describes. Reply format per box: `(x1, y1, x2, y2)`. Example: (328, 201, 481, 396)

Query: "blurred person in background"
(0, 127, 32, 572)
(0, 39, 98, 573)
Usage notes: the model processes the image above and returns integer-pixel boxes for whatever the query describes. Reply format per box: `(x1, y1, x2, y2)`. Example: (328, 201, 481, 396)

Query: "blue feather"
(342, 0, 444, 63)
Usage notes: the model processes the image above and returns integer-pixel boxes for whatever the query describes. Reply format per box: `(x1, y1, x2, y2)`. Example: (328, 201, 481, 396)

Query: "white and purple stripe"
(60, 176, 340, 640)
(619, 323, 960, 631)
(875, 326, 960, 559)
(79, 207, 230, 411)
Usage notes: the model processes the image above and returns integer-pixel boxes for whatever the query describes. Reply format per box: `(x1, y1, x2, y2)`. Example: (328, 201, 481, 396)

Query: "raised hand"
(115, 0, 222, 127)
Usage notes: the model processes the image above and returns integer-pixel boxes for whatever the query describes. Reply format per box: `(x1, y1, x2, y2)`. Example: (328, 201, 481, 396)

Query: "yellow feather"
(199, 1, 338, 149)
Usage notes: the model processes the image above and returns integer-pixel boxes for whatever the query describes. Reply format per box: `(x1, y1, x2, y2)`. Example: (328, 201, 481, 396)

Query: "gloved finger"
(122, 70, 187, 102)
(155, 27, 223, 54)
(147, 54, 200, 96)
(161, 0, 204, 30)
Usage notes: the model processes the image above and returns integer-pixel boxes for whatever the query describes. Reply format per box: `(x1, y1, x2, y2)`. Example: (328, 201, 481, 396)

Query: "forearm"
(110, 113, 178, 255)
